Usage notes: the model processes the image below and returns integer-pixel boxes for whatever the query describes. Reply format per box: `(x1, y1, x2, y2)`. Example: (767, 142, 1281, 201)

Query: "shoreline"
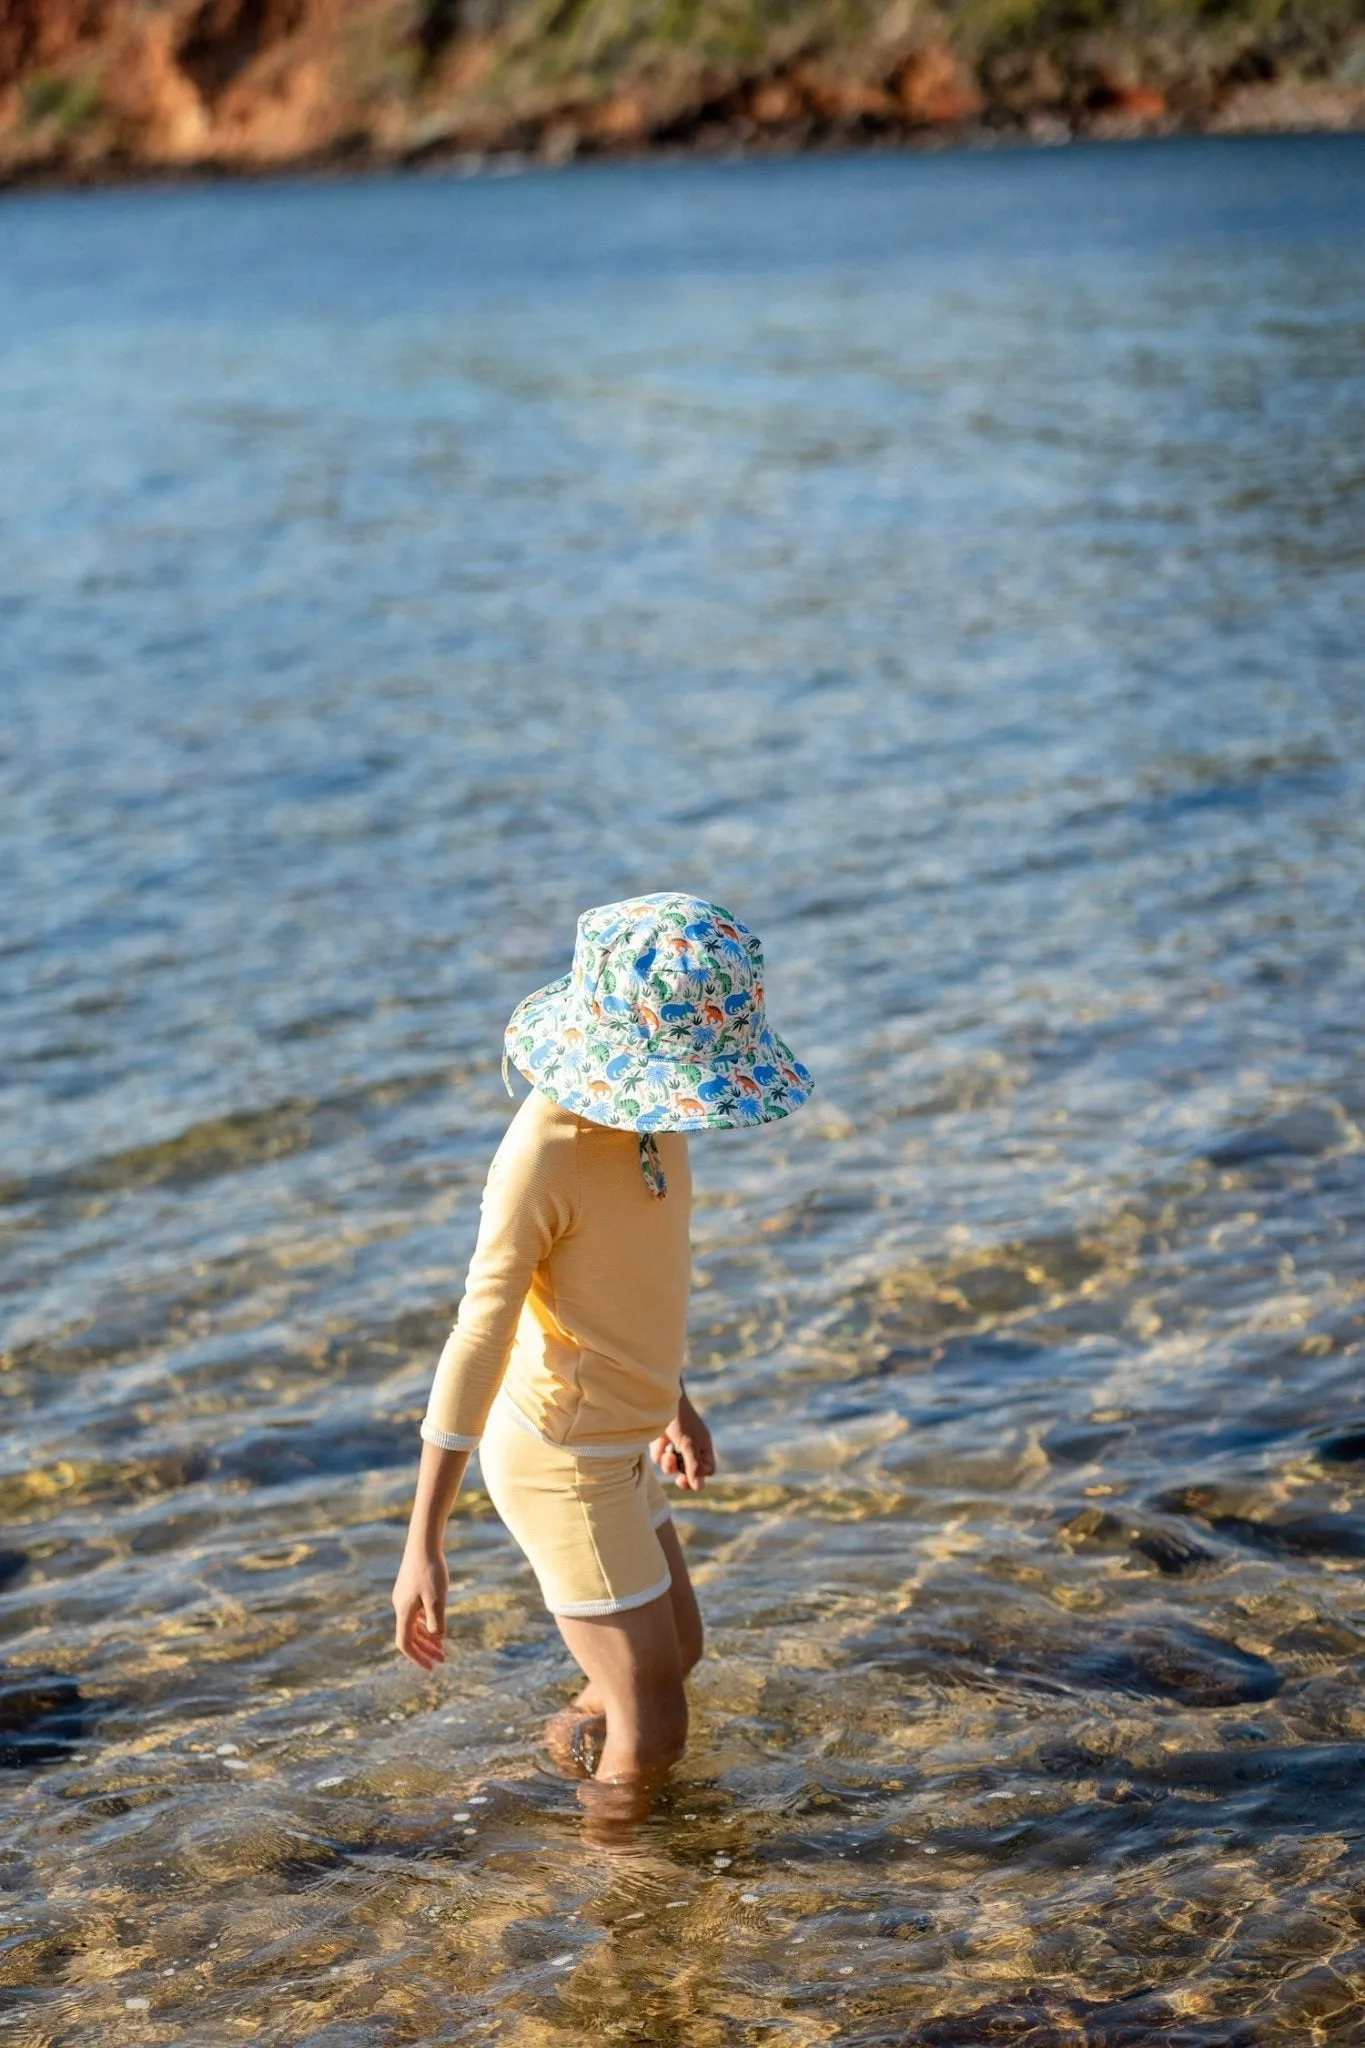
(3, 94, 1363, 203)
(4, 1, 1363, 203)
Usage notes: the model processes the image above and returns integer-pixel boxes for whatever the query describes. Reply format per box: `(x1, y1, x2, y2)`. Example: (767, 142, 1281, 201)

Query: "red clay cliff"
(3, 0, 1363, 187)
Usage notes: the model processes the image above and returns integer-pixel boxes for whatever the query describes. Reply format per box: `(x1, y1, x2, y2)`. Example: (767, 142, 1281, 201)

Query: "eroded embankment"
(3, 0, 1365, 188)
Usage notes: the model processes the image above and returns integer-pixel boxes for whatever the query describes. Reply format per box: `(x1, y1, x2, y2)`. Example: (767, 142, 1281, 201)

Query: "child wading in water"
(392, 893, 812, 1802)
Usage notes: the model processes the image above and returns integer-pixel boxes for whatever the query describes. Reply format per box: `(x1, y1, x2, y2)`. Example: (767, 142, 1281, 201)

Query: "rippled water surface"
(3, 135, 1365, 2045)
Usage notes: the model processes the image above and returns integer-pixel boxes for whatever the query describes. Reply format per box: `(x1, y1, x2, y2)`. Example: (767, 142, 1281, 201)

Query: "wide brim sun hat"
(503, 893, 813, 1171)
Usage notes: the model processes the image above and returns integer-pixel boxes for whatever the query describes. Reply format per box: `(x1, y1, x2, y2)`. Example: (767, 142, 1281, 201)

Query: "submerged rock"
(857, 1613, 1279, 1707)
(1154, 1483, 1365, 1561)
(1059, 1504, 1216, 1576)
(1316, 1424, 1365, 1465)
(1076, 1624, 1280, 1708)
(1207, 1102, 1348, 1166)
(0, 1671, 93, 1769)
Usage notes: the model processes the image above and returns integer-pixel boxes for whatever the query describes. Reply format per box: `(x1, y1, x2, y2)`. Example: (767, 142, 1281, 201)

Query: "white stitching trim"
(650, 1504, 673, 1529)
(499, 1394, 652, 1460)
(547, 1566, 673, 1618)
(420, 1422, 480, 1450)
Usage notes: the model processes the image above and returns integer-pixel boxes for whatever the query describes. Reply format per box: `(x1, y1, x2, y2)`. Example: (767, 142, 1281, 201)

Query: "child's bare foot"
(576, 1763, 676, 1837)
(543, 1690, 606, 1776)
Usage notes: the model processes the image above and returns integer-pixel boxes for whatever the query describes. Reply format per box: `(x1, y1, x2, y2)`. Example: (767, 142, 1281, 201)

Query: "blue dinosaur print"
(501, 892, 814, 1169)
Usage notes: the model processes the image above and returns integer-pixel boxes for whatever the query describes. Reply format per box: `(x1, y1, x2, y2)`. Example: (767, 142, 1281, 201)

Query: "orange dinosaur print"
(501, 892, 813, 1148)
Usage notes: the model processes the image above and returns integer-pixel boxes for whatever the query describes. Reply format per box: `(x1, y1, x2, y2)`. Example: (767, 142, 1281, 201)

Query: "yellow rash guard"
(420, 1088, 693, 1617)
(421, 1087, 693, 1455)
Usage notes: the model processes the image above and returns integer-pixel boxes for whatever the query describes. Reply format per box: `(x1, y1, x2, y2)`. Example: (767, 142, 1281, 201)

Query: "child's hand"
(650, 1388, 716, 1492)
(392, 1541, 448, 1671)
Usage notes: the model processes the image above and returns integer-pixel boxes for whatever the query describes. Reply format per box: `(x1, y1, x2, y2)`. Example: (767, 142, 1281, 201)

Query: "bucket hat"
(502, 892, 813, 1196)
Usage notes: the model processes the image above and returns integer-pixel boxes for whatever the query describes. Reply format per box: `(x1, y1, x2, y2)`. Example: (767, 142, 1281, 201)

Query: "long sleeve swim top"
(420, 1087, 693, 1455)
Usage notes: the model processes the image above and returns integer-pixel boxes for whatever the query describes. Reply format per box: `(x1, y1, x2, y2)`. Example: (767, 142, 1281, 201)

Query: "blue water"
(2, 135, 1365, 2043)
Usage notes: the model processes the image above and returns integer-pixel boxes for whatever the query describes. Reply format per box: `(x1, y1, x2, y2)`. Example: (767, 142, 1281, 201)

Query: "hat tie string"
(639, 1133, 667, 1199)
(505, 1047, 666, 1198)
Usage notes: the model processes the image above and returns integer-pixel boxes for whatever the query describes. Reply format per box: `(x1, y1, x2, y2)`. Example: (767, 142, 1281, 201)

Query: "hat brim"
(504, 974, 813, 1133)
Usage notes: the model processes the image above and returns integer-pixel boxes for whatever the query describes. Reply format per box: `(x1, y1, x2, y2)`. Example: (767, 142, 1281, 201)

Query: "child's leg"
(657, 1520, 704, 1675)
(555, 1588, 687, 1786)
(550, 1521, 703, 1764)
(477, 1401, 703, 1783)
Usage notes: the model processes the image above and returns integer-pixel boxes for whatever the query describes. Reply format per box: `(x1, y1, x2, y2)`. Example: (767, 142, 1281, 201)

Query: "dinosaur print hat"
(502, 892, 814, 1194)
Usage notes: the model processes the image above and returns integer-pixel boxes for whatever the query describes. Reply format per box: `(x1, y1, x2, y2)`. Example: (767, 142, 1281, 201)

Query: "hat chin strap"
(639, 1132, 667, 1200)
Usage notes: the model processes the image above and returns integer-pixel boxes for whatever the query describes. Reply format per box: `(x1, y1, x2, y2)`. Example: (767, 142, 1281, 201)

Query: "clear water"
(3, 134, 1365, 2044)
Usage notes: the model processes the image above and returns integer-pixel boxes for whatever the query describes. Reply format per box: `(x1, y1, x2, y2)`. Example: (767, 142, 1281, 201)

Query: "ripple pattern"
(2, 137, 1365, 2045)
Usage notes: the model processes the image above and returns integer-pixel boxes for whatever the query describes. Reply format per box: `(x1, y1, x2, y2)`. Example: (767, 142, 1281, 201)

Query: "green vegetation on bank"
(1, 0, 1362, 186)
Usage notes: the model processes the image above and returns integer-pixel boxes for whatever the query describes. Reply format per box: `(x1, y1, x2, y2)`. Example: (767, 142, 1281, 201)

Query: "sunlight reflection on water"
(2, 135, 1365, 2045)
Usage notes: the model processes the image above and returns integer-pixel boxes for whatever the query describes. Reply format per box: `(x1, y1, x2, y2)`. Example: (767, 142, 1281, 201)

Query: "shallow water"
(2, 134, 1365, 2045)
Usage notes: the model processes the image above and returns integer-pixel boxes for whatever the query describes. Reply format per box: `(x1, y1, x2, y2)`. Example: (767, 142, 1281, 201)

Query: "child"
(392, 892, 812, 1799)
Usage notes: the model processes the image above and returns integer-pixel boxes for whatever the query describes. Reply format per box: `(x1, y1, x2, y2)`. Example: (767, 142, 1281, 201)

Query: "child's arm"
(393, 1442, 470, 1669)
(650, 1382, 716, 1492)
(393, 1113, 575, 1669)
(420, 1121, 574, 1450)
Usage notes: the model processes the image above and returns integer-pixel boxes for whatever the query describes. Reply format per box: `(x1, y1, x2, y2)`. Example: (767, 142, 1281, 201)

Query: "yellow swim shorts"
(478, 1389, 673, 1618)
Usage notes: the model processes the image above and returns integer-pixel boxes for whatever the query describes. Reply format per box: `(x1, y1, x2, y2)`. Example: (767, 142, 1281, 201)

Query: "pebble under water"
(2, 135, 1365, 2046)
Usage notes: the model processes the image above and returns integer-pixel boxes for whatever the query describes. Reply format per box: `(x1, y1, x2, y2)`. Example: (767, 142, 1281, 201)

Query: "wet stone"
(216, 1417, 418, 1488)
(1316, 1424, 1365, 1465)
(0, 1673, 98, 1769)
(1059, 1506, 1216, 1575)
(1043, 1420, 1134, 1464)
(1207, 1104, 1348, 1166)
(1075, 1625, 1281, 1708)
(1152, 1485, 1365, 1562)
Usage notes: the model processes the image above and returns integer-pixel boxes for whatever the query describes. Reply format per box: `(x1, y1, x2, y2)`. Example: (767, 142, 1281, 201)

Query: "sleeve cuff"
(420, 1421, 481, 1451)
